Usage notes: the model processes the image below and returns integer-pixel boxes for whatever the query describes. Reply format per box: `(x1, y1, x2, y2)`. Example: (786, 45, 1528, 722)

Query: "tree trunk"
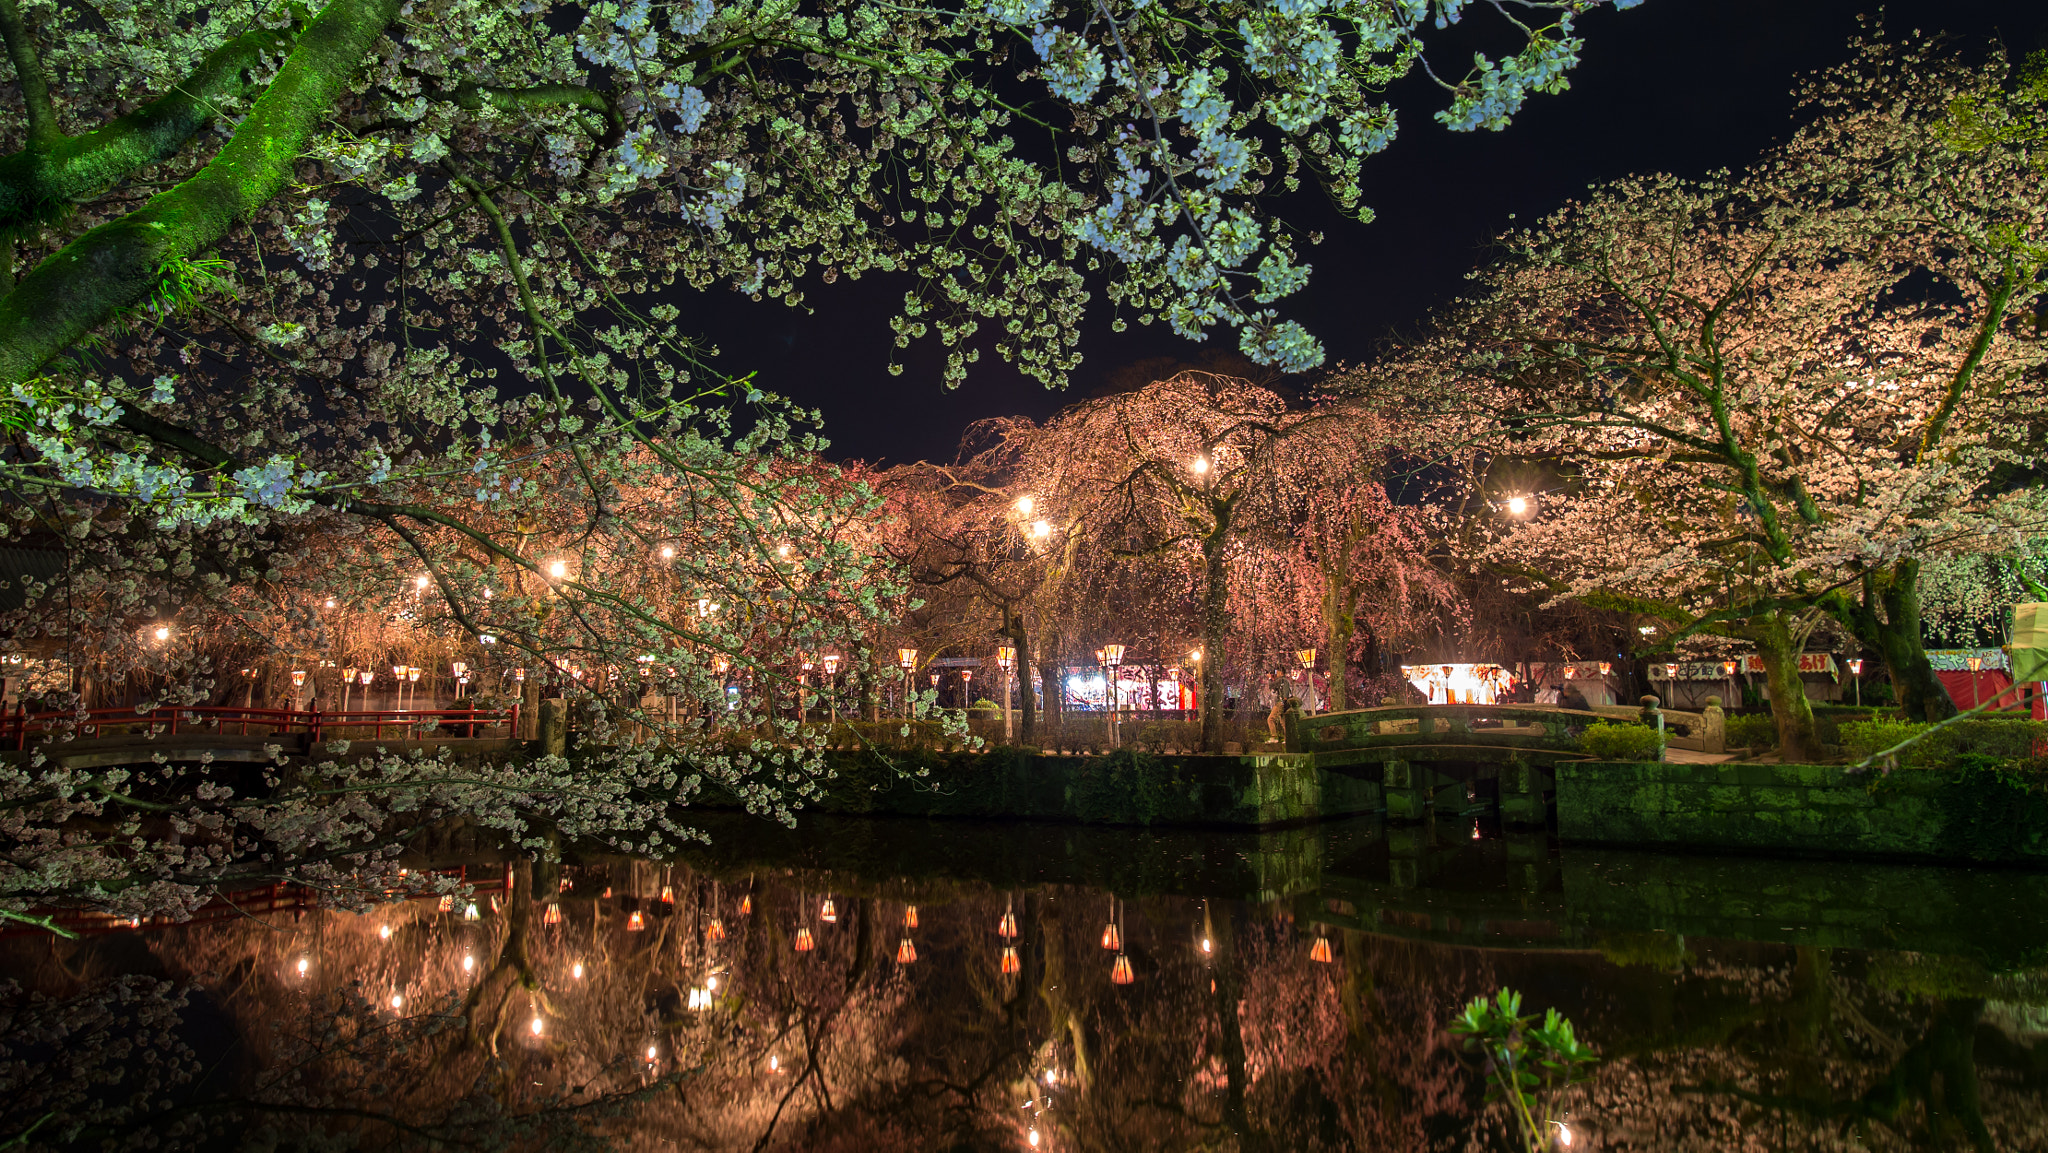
(1038, 629, 1063, 748)
(1198, 524, 1232, 753)
(1755, 611, 1818, 761)
(1322, 557, 1354, 714)
(1873, 561, 1954, 722)
(1006, 607, 1035, 745)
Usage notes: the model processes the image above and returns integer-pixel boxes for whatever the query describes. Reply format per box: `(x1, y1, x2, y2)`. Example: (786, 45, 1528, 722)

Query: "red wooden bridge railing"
(0, 703, 521, 750)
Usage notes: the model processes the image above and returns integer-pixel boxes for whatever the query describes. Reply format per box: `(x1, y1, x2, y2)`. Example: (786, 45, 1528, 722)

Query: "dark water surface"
(5, 814, 2046, 1150)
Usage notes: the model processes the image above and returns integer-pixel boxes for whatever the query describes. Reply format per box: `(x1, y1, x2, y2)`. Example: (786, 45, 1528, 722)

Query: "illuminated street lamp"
(996, 645, 1016, 740)
(451, 661, 468, 700)
(341, 666, 358, 713)
(821, 653, 840, 724)
(1295, 647, 1317, 714)
(1966, 654, 1984, 709)
(898, 648, 918, 720)
(1101, 644, 1124, 744)
(1848, 658, 1864, 708)
(407, 666, 423, 713)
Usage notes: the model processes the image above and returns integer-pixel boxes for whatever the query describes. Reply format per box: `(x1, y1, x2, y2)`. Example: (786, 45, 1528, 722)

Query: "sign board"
(2015, 604, 2048, 683)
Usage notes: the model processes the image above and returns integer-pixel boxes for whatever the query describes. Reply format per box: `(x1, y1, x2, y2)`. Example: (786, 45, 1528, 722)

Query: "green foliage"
(1448, 989, 1598, 1153)
(1578, 721, 1664, 761)
(1723, 712, 1777, 750)
(1597, 930, 1692, 972)
(1066, 749, 1199, 827)
(1840, 716, 2048, 773)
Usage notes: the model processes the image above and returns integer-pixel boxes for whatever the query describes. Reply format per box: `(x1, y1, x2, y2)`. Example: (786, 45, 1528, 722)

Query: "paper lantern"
(1000, 946, 1021, 974)
(544, 903, 562, 926)
(820, 897, 837, 924)
(706, 918, 726, 942)
(903, 904, 919, 929)
(1100, 923, 1121, 951)
(998, 911, 1018, 939)
(896, 937, 918, 964)
(1110, 955, 1134, 985)
(794, 926, 815, 952)
(1310, 935, 1334, 964)
(627, 911, 645, 931)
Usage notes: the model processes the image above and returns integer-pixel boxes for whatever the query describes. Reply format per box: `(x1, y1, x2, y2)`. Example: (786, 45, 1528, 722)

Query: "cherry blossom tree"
(1361, 34, 2048, 752)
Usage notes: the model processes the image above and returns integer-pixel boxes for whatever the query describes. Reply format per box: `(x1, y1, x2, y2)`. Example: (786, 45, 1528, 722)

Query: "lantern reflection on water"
(739, 894, 752, 916)
(1110, 954, 1135, 985)
(627, 911, 646, 931)
(820, 897, 837, 924)
(896, 937, 918, 964)
(378, 924, 392, 941)
(999, 946, 1021, 974)
(572, 961, 585, 979)
(544, 903, 562, 925)
(660, 886, 675, 905)
(794, 927, 815, 952)
(463, 902, 480, 922)
(706, 918, 726, 941)
(998, 909, 1018, 939)
(903, 904, 919, 929)
(1100, 922, 1120, 951)
(1310, 934, 1334, 963)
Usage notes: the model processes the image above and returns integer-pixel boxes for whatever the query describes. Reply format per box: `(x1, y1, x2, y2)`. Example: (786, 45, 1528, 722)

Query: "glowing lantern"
(437, 895, 453, 912)
(544, 903, 562, 925)
(572, 962, 584, 979)
(739, 895, 752, 916)
(627, 911, 646, 931)
(1598, 662, 1612, 675)
(660, 886, 675, 905)
(462, 952, 475, 972)
(295, 956, 309, 976)
(530, 1016, 544, 1036)
(1100, 923, 1121, 951)
(1110, 955, 1134, 985)
(903, 905, 919, 929)
(998, 910, 1018, 939)
(1310, 934, 1334, 964)
(390, 992, 404, 1009)
(463, 902, 481, 922)
(794, 927, 815, 952)
(820, 897, 837, 924)
(379, 924, 392, 941)
(1000, 946, 1022, 974)
(1723, 660, 1738, 676)
(896, 937, 918, 964)
(706, 918, 726, 941)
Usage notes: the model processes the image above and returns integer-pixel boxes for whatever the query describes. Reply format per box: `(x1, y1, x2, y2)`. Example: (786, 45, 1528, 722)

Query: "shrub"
(1839, 716, 2048, 770)
(1579, 721, 1665, 761)
(1723, 713, 1776, 750)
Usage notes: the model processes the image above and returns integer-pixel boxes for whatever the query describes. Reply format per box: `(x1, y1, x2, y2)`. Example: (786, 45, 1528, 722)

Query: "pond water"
(4, 814, 2045, 1150)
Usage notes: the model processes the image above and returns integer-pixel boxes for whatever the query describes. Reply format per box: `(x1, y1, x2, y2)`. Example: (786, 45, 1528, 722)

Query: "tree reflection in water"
(1, 858, 2045, 1150)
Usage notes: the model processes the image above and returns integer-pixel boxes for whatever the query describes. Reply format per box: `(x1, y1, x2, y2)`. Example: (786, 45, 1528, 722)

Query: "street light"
(1966, 654, 1983, 709)
(996, 645, 1016, 740)
(898, 648, 918, 720)
(1101, 645, 1124, 744)
(407, 666, 423, 712)
(452, 661, 469, 700)
(1505, 495, 1530, 517)
(822, 653, 840, 724)
(1848, 657, 1863, 708)
(341, 666, 358, 712)
(1295, 648, 1316, 713)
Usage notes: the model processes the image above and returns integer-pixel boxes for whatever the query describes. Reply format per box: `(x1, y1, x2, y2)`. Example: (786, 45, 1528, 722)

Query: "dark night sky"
(698, 0, 2048, 466)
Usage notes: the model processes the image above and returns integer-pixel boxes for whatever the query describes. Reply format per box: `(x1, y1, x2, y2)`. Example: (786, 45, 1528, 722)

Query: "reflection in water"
(1, 816, 2046, 1150)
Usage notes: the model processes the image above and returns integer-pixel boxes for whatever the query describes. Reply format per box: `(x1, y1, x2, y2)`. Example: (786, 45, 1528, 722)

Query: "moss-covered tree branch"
(0, 0, 398, 385)
(0, 23, 295, 234)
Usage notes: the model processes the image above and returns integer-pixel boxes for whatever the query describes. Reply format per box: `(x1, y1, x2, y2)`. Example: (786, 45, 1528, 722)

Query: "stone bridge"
(1284, 703, 1611, 822)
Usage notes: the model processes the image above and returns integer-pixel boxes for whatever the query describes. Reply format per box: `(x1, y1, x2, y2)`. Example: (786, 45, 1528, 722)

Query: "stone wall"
(696, 747, 1381, 828)
(1555, 759, 2048, 864)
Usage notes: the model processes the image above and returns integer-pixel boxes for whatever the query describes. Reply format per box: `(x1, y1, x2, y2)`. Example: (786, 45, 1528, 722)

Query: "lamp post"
(995, 646, 1015, 741)
(408, 667, 423, 713)
(1295, 648, 1317, 713)
(451, 661, 468, 700)
(1188, 648, 1203, 726)
(1102, 644, 1124, 745)
(822, 654, 840, 724)
(391, 665, 406, 711)
(799, 659, 812, 724)
(341, 666, 357, 713)
(898, 649, 918, 720)
(1966, 654, 1983, 710)
(1848, 658, 1863, 708)
(960, 668, 973, 713)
